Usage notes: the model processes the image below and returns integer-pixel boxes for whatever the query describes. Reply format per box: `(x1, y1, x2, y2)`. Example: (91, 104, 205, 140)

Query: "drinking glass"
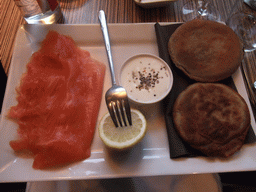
(182, 0, 221, 22)
(14, 0, 62, 24)
(226, 0, 256, 52)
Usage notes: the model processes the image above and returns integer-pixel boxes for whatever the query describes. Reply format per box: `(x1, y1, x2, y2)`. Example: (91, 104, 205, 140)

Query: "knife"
(244, 0, 256, 11)
(240, 61, 256, 122)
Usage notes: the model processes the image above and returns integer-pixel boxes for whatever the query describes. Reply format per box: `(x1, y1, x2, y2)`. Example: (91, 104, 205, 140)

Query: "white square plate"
(0, 23, 256, 182)
(133, 0, 177, 8)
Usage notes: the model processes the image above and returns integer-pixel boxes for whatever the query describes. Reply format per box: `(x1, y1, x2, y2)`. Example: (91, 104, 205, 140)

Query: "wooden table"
(2, 0, 256, 184)
(1, 0, 241, 75)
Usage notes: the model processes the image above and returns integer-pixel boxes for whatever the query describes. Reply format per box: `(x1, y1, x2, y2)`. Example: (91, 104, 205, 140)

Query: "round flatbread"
(173, 83, 250, 158)
(168, 19, 243, 82)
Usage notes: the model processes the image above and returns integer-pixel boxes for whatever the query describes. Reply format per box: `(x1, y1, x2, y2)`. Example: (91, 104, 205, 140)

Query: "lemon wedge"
(98, 109, 147, 150)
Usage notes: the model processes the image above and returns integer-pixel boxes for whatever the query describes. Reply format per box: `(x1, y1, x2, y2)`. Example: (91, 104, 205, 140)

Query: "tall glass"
(14, 0, 62, 24)
(226, 0, 256, 52)
(182, 0, 221, 22)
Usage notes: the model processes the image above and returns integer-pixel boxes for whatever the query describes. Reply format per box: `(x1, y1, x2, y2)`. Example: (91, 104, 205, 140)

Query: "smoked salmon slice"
(8, 31, 106, 169)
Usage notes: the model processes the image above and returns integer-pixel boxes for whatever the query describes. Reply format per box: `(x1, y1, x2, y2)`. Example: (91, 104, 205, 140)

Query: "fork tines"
(107, 99, 132, 127)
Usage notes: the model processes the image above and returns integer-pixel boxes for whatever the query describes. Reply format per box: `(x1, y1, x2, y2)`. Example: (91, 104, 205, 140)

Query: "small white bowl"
(119, 54, 173, 104)
(133, 0, 178, 8)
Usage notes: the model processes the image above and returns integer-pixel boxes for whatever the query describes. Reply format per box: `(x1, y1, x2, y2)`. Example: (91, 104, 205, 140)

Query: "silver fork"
(98, 10, 132, 127)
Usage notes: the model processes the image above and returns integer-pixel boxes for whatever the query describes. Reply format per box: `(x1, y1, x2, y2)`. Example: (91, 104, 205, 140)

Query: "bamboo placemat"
(0, 0, 24, 74)
(1, 0, 255, 77)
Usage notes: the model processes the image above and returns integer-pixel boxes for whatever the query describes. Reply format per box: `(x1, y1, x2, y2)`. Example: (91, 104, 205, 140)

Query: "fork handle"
(99, 10, 117, 85)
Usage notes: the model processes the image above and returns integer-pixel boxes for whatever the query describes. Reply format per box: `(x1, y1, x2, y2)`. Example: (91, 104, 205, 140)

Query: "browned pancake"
(168, 19, 243, 82)
(173, 83, 250, 158)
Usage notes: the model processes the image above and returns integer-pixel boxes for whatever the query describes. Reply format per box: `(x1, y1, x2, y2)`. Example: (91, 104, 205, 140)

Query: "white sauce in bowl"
(120, 54, 173, 104)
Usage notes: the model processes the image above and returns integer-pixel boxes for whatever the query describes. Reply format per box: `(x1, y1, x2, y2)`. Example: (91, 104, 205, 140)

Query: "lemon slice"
(98, 109, 147, 150)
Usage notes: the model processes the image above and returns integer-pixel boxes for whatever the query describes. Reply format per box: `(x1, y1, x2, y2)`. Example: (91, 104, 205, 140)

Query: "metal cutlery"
(98, 10, 132, 127)
(244, 0, 256, 11)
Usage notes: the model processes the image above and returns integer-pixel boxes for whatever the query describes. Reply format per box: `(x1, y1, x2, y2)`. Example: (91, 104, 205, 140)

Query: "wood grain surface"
(0, 0, 254, 77)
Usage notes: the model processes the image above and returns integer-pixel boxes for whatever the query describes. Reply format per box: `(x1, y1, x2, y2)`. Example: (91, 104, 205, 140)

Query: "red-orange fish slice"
(9, 31, 105, 169)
